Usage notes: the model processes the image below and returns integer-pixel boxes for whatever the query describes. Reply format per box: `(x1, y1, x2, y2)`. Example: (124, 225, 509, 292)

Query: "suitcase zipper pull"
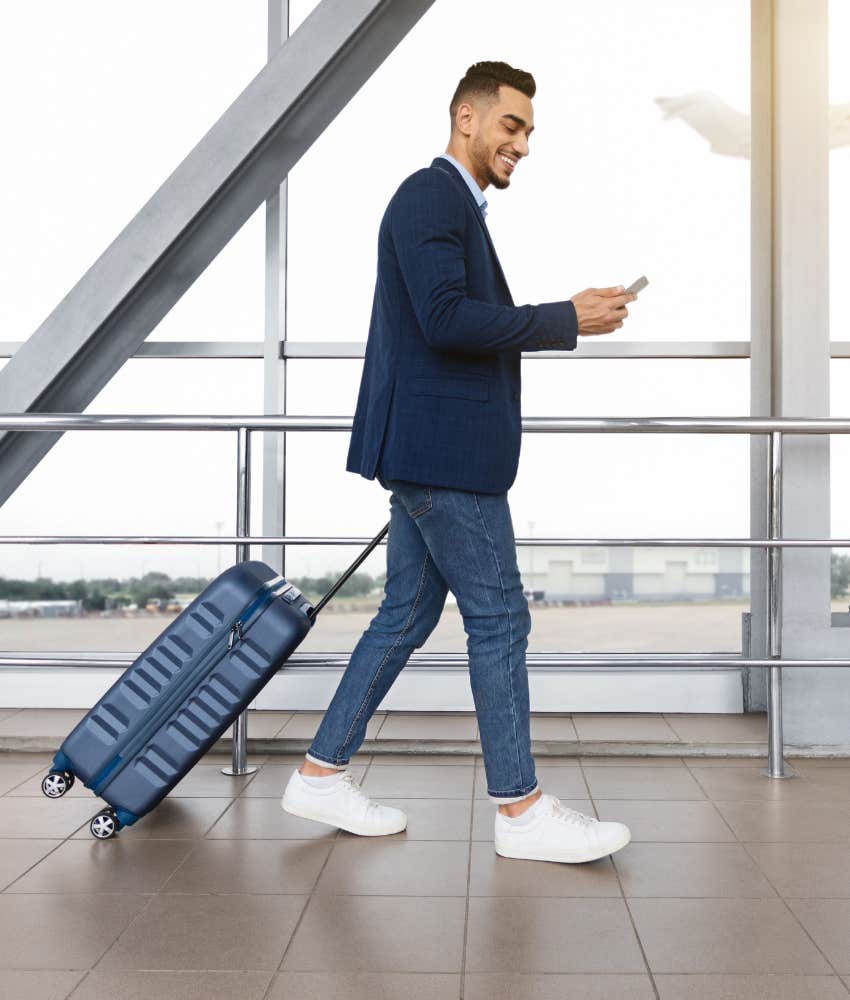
(227, 620, 244, 650)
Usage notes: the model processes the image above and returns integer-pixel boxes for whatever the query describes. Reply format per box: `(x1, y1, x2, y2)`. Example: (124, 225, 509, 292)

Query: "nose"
(514, 134, 529, 158)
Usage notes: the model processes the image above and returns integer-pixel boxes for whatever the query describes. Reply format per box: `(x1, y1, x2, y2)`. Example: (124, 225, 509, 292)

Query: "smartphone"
(625, 275, 649, 295)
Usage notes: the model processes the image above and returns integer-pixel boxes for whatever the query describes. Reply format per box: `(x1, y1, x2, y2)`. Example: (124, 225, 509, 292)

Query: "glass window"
(0, 361, 263, 624)
(145, 206, 266, 343)
(287, 0, 750, 342)
(0, 2, 268, 345)
(283, 360, 751, 653)
(830, 359, 850, 613)
(830, 0, 849, 341)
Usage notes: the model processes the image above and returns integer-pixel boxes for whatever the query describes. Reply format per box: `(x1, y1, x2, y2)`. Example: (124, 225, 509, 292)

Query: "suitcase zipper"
(89, 575, 290, 795)
(227, 620, 244, 650)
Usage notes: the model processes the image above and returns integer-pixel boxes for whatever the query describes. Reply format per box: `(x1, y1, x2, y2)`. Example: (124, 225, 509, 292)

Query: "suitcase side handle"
(306, 521, 390, 624)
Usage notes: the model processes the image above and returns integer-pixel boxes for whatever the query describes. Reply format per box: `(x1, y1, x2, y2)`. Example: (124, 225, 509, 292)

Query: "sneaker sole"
(281, 794, 406, 837)
(494, 830, 631, 864)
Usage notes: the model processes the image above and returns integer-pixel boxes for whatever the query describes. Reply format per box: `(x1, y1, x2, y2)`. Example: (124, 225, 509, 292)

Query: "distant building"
(0, 599, 83, 618)
(516, 546, 749, 602)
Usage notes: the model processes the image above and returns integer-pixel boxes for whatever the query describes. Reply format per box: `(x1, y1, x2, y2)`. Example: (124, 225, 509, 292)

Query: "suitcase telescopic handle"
(306, 521, 390, 623)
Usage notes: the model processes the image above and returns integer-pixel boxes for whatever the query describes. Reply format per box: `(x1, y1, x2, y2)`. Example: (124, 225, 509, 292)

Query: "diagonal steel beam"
(0, 0, 435, 506)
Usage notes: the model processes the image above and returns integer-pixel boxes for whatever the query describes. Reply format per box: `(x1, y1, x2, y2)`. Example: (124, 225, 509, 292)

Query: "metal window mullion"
(764, 429, 786, 776)
(222, 426, 257, 776)
(262, 0, 290, 578)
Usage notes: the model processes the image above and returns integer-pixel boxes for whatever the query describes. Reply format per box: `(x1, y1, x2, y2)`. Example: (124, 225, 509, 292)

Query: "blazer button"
(512, 390, 520, 401)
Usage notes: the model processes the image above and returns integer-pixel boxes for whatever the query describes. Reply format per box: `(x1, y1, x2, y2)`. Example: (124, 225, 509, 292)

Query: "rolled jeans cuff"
(487, 779, 539, 804)
(304, 751, 349, 770)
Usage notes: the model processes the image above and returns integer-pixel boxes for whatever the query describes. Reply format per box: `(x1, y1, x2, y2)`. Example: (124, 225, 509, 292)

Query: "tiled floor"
(1, 713, 849, 998)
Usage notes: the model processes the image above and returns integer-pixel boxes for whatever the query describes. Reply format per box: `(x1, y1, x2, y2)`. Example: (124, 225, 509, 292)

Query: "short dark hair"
(449, 61, 536, 126)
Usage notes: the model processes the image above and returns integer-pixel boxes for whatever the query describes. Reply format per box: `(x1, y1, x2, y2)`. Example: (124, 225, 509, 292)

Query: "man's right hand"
(570, 286, 637, 336)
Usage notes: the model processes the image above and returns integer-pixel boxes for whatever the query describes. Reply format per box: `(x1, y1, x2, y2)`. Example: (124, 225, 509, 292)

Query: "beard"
(470, 134, 510, 190)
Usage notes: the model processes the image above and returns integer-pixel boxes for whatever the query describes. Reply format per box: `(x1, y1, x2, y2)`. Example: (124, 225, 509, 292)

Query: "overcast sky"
(0, 0, 847, 584)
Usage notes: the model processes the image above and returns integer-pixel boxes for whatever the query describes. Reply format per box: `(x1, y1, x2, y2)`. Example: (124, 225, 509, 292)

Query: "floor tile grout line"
(580, 756, 661, 1000)
(197, 784, 265, 841)
(266, 879, 333, 994)
(679, 757, 825, 845)
(684, 763, 850, 982)
(2, 750, 118, 891)
(79, 889, 161, 982)
(270, 711, 296, 739)
(59, 969, 87, 1000)
(263, 752, 390, 1000)
(0, 758, 51, 796)
(10, 758, 850, 959)
(457, 756, 476, 1000)
(14, 889, 850, 899)
(17, 888, 848, 899)
(1, 836, 77, 893)
(739, 836, 850, 981)
(679, 759, 763, 844)
(262, 751, 354, 996)
(239, 971, 277, 1000)
(153, 830, 218, 896)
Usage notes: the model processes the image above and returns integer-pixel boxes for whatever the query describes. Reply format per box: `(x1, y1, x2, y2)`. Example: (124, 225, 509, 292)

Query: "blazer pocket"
(410, 375, 490, 402)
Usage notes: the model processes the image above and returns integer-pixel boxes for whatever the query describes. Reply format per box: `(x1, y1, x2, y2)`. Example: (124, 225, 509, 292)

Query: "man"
(283, 61, 637, 863)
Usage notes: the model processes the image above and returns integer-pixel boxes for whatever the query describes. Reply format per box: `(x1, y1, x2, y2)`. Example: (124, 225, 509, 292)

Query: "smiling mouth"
(498, 153, 517, 171)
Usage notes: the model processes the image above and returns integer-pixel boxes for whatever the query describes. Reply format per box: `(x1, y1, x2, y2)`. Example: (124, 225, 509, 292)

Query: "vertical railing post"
(764, 429, 791, 777)
(222, 426, 258, 777)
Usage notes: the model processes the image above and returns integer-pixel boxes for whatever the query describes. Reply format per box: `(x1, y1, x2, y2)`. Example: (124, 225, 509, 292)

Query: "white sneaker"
(281, 767, 407, 836)
(494, 792, 631, 863)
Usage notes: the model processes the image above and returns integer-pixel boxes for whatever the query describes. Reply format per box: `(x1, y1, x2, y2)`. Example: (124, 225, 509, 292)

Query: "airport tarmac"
(0, 599, 789, 654)
(4, 600, 850, 655)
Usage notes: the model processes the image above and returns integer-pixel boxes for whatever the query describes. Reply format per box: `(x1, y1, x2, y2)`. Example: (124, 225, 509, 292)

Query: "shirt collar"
(437, 153, 488, 218)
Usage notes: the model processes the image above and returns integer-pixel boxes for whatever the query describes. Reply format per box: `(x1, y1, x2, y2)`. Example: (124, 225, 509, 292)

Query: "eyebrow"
(501, 113, 534, 135)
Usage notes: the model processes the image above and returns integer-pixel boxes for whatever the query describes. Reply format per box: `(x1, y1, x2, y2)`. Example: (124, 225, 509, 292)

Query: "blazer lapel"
(431, 158, 512, 303)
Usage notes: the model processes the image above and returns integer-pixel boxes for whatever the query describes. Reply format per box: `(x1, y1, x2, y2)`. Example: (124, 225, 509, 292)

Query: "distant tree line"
(4, 556, 850, 611)
(0, 568, 387, 612)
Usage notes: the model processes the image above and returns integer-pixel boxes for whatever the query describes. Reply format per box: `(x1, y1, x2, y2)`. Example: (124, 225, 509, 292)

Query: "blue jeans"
(306, 477, 539, 804)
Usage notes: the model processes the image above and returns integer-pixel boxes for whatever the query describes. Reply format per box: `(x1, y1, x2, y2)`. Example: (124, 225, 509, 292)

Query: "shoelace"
(339, 771, 379, 812)
(547, 795, 596, 827)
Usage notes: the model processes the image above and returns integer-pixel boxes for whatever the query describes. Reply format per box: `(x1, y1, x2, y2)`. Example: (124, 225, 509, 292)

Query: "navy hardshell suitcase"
(42, 524, 388, 839)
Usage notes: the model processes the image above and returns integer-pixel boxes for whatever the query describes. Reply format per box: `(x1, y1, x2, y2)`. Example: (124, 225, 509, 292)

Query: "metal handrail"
(0, 535, 844, 547)
(3, 654, 850, 670)
(1, 414, 850, 431)
(1, 412, 844, 778)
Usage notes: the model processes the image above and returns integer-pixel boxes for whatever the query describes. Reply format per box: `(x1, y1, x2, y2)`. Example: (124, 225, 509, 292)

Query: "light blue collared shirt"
(437, 153, 488, 219)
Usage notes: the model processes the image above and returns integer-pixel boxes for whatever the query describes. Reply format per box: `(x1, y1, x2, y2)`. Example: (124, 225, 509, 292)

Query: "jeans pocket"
(408, 485, 432, 518)
(386, 479, 433, 519)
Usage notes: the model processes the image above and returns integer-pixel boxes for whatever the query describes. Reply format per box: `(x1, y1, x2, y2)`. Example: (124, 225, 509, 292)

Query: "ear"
(454, 100, 475, 137)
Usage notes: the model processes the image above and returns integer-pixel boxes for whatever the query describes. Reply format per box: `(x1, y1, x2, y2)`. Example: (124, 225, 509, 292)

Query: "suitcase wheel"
(41, 771, 75, 798)
(90, 808, 120, 840)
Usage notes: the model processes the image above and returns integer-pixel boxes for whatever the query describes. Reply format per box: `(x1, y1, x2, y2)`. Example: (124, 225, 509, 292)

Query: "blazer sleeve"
(389, 173, 578, 355)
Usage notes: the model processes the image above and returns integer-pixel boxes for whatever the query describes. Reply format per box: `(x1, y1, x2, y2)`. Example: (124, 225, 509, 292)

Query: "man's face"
(464, 85, 535, 190)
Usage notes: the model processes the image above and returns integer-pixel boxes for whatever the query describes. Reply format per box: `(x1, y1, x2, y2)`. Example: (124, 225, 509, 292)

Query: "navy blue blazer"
(345, 155, 578, 494)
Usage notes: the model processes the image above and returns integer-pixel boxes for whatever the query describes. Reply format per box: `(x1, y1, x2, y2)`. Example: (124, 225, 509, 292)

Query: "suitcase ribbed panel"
(100, 601, 309, 817)
(189, 609, 217, 636)
(55, 560, 313, 819)
(200, 600, 225, 623)
(167, 634, 193, 658)
(183, 700, 218, 731)
(85, 703, 130, 746)
(122, 677, 154, 710)
(144, 653, 176, 684)
(230, 638, 271, 679)
(134, 746, 180, 790)
(49, 523, 389, 835)
(166, 717, 203, 753)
